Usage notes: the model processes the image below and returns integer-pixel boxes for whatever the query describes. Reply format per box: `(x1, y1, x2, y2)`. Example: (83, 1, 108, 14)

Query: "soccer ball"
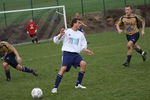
(31, 88, 43, 99)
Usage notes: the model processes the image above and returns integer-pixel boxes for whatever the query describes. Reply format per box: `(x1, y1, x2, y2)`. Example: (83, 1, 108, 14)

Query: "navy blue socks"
(22, 67, 33, 73)
(76, 71, 85, 86)
(54, 74, 63, 88)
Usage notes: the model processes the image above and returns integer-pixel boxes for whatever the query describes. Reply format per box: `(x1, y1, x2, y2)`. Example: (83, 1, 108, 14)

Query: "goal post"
(0, 5, 67, 44)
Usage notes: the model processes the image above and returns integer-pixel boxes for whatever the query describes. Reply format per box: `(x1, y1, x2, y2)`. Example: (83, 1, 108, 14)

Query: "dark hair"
(125, 5, 133, 9)
(71, 18, 80, 27)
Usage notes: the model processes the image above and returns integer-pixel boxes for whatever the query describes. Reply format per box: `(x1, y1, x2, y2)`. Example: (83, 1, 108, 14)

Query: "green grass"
(0, 28, 150, 100)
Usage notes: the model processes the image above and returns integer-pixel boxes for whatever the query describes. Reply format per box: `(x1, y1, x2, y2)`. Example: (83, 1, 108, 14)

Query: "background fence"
(0, 0, 150, 44)
(1, 0, 150, 14)
(0, 0, 150, 27)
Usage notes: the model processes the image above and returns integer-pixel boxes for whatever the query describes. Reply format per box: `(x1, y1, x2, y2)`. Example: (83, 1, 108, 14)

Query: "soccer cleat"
(75, 84, 86, 89)
(32, 70, 38, 76)
(51, 88, 57, 93)
(142, 51, 147, 62)
(122, 62, 129, 67)
(6, 78, 11, 81)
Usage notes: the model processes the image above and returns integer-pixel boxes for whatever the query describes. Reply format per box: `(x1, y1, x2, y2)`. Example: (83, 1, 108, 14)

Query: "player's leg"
(51, 51, 72, 93)
(123, 41, 134, 67)
(32, 37, 35, 43)
(34, 35, 38, 43)
(3, 62, 11, 81)
(30, 35, 35, 43)
(54, 66, 67, 88)
(133, 44, 147, 61)
(75, 60, 87, 89)
(5, 53, 38, 76)
(51, 66, 67, 93)
(15, 64, 38, 76)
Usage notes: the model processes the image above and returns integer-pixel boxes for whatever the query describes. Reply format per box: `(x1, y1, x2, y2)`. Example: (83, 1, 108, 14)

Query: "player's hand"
(83, 49, 94, 55)
(17, 56, 22, 63)
(118, 29, 123, 34)
(82, 23, 88, 27)
(60, 28, 65, 36)
(27, 31, 29, 34)
(141, 30, 145, 36)
(35, 30, 37, 33)
(84, 24, 88, 27)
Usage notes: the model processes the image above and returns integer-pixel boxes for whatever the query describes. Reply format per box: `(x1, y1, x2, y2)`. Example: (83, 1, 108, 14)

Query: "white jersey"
(53, 28, 87, 53)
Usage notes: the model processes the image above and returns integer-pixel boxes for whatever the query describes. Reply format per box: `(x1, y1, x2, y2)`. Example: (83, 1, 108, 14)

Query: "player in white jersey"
(51, 18, 94, 93)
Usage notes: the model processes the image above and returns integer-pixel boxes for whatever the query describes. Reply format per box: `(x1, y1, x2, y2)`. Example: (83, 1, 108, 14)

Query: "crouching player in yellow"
(0, 41, 38, 81)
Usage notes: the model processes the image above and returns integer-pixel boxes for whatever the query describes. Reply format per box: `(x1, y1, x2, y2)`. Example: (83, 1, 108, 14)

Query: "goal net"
(0, 5, 67, 44)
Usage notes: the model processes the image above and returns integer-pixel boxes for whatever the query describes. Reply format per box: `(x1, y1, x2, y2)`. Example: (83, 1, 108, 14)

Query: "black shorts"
(126, 32, 140, 44)
(4, 53, 18, 68)
(30, 34, 37, 38)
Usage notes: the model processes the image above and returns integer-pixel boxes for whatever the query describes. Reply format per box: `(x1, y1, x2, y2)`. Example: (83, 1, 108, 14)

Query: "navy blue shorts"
(4, 53, 18, 68)
(62, 51, 84, 72)
(126, 32, 140, 44)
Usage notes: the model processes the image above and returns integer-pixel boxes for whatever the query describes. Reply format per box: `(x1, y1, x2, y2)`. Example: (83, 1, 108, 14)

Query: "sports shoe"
(32, 70, 38, 76)
(142, 51, 147, 62)
(6, 78, 11, 81)
(75, 84, 86, 89)
(51, 88, 57, 93)
(122, 62, 129, 67)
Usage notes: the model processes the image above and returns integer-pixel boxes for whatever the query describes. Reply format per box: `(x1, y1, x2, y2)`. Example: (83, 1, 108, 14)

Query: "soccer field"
(0, 28, 150, 100)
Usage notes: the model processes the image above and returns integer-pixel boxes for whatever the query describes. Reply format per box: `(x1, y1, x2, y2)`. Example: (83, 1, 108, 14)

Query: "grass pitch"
(0, 28, 150, 100)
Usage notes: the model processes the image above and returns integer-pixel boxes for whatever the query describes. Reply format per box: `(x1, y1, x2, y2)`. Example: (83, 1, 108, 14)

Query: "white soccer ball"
(31, 88, 43, 99)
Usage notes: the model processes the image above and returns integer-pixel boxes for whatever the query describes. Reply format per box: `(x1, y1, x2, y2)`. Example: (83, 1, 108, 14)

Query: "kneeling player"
(0, 41, 38, 81)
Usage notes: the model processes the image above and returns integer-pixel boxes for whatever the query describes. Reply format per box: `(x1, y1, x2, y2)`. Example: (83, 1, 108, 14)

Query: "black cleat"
(32, 70, 38, 76)
(142, 51, 147, 62)
(122, 62, 129, 67)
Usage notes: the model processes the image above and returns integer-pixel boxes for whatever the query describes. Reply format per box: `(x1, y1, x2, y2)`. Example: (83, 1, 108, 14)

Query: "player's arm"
(82, 49, 94, 55)
(137, 15, 145, 35)
(6, 42, 22, 63)
(81, 21, 88, 27)
(34, 23, 37, 33)
(115, 17, 123, 33)
(53, 28, 65, 44)
(26, 25, 29, 34)
(81, 34, 94, 55)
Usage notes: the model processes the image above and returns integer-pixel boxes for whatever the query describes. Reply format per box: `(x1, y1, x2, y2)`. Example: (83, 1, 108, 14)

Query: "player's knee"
(58, 66, 67, 75)
(15, 65, 23, 71)
(80, 61, 87, 67)
(127, 44, 133, 50)
(80, 61, 87, 72)
(3, 62, 8, 69)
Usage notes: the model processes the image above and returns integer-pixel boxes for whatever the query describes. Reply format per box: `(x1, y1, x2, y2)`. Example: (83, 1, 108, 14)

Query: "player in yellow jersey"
(0, 41, 38, 81)
(116, 5, 147, 67)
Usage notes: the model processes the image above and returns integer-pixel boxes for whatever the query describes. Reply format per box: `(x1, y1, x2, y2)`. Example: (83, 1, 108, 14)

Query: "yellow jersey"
(116, 14, 144, 35)
(0, 41, 14, 57)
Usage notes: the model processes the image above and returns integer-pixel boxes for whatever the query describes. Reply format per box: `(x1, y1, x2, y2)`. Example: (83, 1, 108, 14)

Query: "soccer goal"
(0, 5, 67, 44)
